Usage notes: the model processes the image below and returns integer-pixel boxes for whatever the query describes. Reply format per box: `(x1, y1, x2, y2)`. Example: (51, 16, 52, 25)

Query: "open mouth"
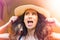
(27, 21, 33, 23)
(27, 20, 33, 27)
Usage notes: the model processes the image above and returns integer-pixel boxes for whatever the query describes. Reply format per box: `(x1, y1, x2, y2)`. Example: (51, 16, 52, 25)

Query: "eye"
(25, 12, 29, 15)
(32, 12, 37, 15)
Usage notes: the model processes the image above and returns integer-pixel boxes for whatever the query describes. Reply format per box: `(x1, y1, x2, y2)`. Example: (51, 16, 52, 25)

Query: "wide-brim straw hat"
(14, 4, 50, 18)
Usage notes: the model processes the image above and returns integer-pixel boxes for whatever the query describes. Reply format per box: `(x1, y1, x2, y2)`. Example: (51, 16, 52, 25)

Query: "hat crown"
(14, 4, 50, 18)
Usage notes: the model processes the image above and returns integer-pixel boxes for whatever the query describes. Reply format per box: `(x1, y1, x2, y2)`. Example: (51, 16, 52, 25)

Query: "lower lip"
(28, 23, 33, 27)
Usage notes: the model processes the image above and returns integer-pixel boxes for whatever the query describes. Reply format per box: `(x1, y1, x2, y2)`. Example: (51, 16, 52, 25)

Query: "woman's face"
(24, 9, 38, 30)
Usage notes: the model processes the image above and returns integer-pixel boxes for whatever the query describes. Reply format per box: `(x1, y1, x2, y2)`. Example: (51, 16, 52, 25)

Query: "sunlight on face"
(24, 9, 38, 30)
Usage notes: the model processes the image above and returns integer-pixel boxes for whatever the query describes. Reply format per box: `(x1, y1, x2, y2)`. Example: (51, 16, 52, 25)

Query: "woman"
(0, 4, 60, 40)
(10, 4, 52, 40)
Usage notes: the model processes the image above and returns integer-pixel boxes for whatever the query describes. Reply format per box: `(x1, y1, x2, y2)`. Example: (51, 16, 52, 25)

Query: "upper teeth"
(28, 21, 33, 23)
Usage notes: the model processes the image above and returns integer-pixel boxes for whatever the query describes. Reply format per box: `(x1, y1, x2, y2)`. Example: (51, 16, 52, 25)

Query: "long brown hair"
(10, 11, 52, 40)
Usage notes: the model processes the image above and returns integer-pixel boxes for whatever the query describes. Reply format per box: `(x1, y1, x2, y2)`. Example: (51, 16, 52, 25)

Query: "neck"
(27, 29, 35, 36)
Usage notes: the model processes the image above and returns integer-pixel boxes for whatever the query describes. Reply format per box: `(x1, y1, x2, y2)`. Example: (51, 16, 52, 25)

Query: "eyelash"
(25, 12, 29, 15)
(32, 13, 36, 15)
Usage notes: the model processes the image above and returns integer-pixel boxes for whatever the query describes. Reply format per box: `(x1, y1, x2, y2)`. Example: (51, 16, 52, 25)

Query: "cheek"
(34, 16, 38, 22)
(32, 17, 38, 28)
(33, 16, 38, 24)
(24, 16, 28, 23)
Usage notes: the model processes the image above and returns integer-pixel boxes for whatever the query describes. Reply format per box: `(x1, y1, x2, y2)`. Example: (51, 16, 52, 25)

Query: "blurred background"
(0, 0, 60, 40)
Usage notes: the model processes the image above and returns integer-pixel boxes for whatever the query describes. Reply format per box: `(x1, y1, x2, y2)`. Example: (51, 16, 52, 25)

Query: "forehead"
(25, 9, 37, 12)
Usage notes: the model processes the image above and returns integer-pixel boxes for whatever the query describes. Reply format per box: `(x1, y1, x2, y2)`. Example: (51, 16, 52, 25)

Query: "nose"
(28, 13, 32, 19)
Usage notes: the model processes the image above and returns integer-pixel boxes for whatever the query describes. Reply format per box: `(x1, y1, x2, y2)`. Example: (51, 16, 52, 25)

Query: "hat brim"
(14, 4, 50, 18)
